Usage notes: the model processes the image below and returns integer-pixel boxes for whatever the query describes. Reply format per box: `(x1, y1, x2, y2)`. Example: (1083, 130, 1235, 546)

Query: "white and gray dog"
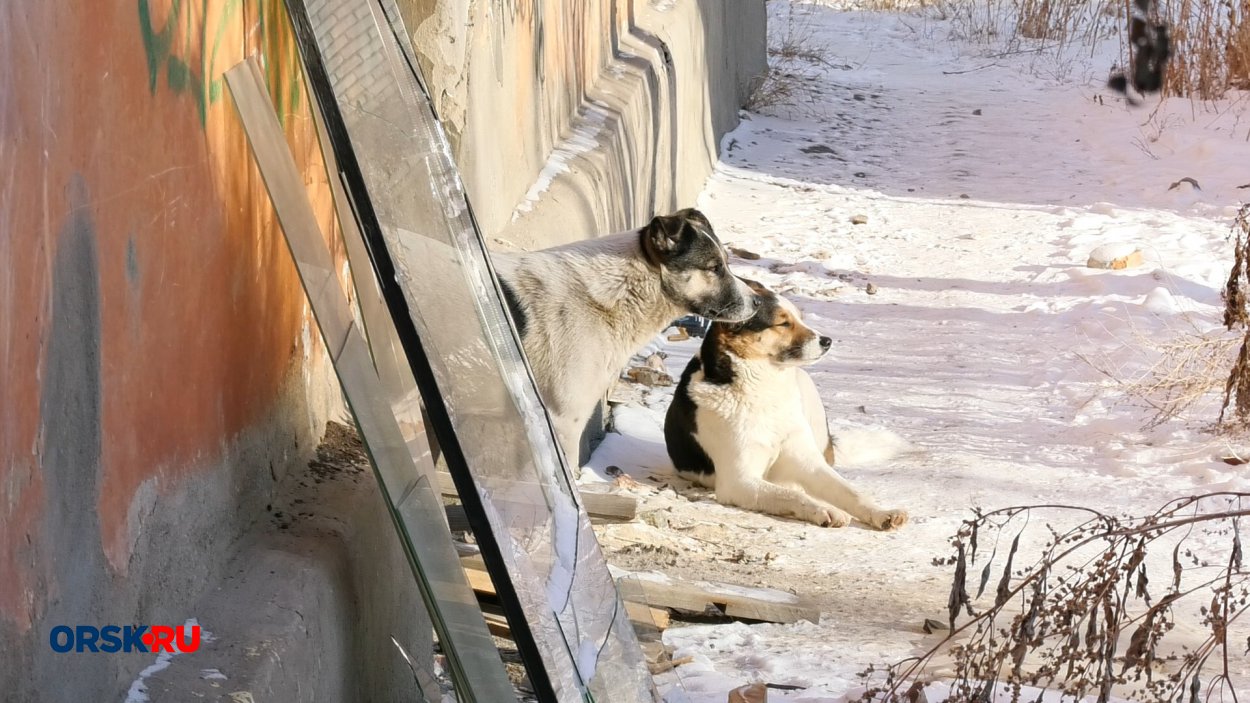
(494, 208, 758, 467)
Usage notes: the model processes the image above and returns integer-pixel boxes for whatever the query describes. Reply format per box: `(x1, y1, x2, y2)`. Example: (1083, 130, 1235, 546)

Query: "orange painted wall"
(0, 0, 344, 633)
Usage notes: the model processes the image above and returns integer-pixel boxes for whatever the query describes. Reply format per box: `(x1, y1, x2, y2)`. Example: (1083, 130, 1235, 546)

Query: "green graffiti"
(137, 0, 299, 129)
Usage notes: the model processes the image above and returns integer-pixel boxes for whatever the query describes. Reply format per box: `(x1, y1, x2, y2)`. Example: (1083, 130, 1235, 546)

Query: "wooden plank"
(615, 572, 820, 625)
(578, 490, 639, 522)
(445, 501, 634, 532)
(461, 557, 668, 632)
(626, 601, 670, 631)
(438, 472, 638, 523)
(462, 563, 496, 595)
(460, 555, 816, 626)
(479, 608, 512, 639)
(615, 576, 709, 613)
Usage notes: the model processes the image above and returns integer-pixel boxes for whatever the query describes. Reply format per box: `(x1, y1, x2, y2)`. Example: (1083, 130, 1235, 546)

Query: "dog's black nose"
(819, 336, 832, 350)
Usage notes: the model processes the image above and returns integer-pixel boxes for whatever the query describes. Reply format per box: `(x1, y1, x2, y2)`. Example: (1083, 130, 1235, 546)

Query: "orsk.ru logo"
(49, 624, 202, 653)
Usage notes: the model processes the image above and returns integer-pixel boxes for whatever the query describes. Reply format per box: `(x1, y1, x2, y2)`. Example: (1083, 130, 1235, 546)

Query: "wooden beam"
(615, 572, 820, 625)
(438, 471, 638, 523)
(478, 607, 513, 639)
(627, 601, 670, 632)
(461, 557, 668, 632)
(461, 555, 816, 627)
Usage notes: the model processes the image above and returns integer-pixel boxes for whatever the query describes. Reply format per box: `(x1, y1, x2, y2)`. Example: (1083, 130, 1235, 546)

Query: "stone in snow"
(1087, 243, 1143, 270)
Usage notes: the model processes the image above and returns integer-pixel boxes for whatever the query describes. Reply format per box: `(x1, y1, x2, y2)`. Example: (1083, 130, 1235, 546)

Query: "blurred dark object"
(671, 315, 711, 338)
(1108, 0, 1170, 101)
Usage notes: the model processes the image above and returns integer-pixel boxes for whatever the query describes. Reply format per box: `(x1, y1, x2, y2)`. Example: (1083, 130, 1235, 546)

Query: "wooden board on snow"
(460, 556, 670, 632)
(461, 555, 818, 627)
(436, 470, 638, 523)
(614, 569, 820, 625)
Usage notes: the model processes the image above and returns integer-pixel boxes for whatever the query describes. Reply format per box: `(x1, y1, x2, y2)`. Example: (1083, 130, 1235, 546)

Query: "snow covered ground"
(578, 1, 1250, 701)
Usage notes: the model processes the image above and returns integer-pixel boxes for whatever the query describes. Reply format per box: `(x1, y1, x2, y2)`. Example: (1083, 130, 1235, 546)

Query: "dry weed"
(1073, 206, 1250, 433)
(746, 3, 843, 116)
(1164, 0, 1250, 99)
(1076, 316, 1241, 432)
(1219, 204, 1250, 427)
(933, 0, 1120, 59)
(858, 495, 1250, 702)
(905, 0, 1245, 99)
(1125, 331, 1240, 428)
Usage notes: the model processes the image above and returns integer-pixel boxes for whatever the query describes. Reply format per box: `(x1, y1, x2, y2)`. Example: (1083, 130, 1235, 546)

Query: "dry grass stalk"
(1073, 206, 1250, 433)
(1073, 313, 1240, 431)
(1123, 332, 1240, 429)
(1162, 0, 1250, 98)
(927, 0, 1119, 61)
(1220, 205, 1250, 427)
(909, 0, 1245, 99)
(857, 495, 1250, 702)
(745, 4, 840, 116)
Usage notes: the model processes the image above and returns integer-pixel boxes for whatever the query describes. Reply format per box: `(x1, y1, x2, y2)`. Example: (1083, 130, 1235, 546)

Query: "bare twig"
(858, 494, 1250, 702)
(942, 63, 1002, 75)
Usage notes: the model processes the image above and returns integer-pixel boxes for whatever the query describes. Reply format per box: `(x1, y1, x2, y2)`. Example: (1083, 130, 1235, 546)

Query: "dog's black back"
(665, 355, 716, 477)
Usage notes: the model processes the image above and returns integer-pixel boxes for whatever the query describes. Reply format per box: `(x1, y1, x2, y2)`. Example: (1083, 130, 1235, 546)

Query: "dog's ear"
(737, 277, 769, 296)
(677, 208, 712, 230)
(641, 212, 688, 265)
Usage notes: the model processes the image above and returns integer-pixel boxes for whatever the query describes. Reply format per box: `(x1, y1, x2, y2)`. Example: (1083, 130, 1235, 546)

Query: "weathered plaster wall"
(1, 0, 764, 699)
(0, 0, 353, 698)
(397, 0, 767, 248)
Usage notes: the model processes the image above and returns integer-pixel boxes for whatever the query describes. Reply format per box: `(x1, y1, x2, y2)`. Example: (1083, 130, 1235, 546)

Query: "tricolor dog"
(494, 209, 758, 467)
(664, 281, 908, 530)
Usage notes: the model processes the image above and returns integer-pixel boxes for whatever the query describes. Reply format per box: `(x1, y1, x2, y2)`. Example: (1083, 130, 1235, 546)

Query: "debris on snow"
(729, 246, 763, 260)
(727, 683, 768, 703)
(1086, 243, 1144, 269)
(627, 366, 675, 387)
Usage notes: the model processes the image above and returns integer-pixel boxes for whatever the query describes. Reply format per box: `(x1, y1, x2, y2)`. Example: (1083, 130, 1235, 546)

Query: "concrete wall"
(397, 0, 767, 249)
(0, 0, 764, 699)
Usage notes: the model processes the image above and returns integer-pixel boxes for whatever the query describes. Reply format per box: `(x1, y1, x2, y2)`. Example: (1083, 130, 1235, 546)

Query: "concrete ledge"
(399, 0, 766, 249)
(503, 0, 768, 248)
(141, 423, 434, 703)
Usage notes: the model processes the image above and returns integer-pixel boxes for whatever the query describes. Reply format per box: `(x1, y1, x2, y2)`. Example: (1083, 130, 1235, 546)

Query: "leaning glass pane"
(286, 0, 657, 701)
(223, 56, 513, 702)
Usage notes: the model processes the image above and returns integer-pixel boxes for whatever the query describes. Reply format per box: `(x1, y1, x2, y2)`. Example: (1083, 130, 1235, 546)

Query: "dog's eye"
(709, 263, 725, 275)
(776, 321, 792, 329)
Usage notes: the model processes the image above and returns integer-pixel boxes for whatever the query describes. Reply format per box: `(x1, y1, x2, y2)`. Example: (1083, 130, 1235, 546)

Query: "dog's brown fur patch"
(718, 283, 819, 363)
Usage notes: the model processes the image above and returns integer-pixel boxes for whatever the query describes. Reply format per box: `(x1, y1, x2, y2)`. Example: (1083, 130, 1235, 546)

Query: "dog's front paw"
(869, 509, 909, 531)
(809, 506, 852, 528)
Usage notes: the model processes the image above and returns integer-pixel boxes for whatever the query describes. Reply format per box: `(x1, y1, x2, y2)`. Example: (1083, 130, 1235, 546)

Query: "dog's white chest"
(690, 372, 808, 448)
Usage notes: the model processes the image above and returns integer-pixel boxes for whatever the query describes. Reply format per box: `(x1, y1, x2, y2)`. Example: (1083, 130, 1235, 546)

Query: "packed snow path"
(581, 4, 1250, 702)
